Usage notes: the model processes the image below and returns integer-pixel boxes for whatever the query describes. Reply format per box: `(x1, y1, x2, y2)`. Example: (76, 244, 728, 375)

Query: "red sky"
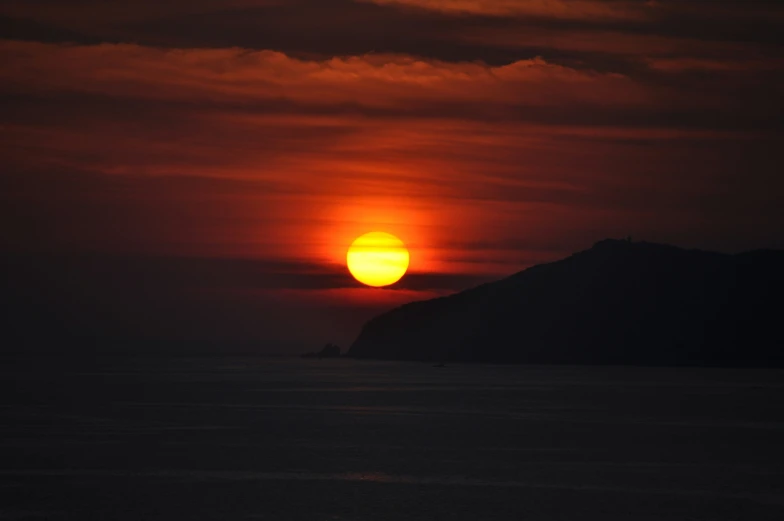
(2, 0, 783, 353)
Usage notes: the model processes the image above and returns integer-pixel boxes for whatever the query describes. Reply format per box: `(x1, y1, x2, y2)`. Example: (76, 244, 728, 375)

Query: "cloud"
(5, 38, 778, 137)
(0, 40, 646, 113)
(1, 37, 782, 273)
(361, 0, 650, 20)
(457, 27, 752, 60)
(0, 250, 492, 354)
(3, 1, 781, 74)
(646, 57, 784, 73)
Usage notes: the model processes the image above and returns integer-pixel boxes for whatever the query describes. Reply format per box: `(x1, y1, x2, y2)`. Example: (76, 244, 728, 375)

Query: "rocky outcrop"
(302, 343, 342, 359)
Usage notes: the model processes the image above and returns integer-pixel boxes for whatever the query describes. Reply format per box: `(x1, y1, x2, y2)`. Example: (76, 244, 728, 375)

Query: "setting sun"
(347, 232, 410, 287)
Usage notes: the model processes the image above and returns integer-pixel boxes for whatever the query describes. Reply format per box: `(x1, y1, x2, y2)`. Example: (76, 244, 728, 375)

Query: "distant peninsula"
(347, 239, 784, 367)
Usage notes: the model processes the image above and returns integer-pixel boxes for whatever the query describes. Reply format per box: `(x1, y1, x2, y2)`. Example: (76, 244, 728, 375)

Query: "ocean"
(2, 357, 783, 520)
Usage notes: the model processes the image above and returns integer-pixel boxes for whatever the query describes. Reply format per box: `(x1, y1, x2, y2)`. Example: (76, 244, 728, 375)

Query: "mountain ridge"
(347, 239, 784, 367)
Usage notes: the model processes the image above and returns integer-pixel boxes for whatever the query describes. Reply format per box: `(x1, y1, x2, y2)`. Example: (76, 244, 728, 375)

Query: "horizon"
(4, 237, 781, 356)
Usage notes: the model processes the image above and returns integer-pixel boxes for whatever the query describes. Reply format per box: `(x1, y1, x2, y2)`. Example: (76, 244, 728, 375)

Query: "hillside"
(347, 240, 784, 366)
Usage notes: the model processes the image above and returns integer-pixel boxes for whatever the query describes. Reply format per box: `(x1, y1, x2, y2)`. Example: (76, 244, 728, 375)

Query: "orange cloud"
(0, 40, 647, 111)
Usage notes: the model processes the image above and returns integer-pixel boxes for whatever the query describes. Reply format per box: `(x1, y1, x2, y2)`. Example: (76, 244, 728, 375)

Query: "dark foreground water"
(2, 357, 784, 520)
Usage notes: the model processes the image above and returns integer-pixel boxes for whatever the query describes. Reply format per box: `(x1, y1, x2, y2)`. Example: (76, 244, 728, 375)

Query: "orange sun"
(346, 232, 410, 287)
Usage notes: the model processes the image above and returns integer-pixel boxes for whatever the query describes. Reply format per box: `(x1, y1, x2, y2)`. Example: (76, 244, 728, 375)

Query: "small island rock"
(301, 343, 342, 359)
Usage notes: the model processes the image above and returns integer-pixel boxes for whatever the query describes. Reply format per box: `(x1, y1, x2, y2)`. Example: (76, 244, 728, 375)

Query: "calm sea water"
(1, 357, 784, 520)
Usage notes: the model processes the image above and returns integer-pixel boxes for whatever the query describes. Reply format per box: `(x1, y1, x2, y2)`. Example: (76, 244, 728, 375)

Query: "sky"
(2, 0, 783, 354)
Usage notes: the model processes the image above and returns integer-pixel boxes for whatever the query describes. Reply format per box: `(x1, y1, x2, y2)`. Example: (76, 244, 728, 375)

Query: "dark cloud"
(0, 251, 490, 354)
(0, 14, 98, 43)
(3, 0, 783, 67)
(2, 0, 781, 70)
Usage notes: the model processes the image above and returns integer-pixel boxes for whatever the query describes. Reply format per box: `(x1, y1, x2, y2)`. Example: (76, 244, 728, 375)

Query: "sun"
(347, 232, 410, 287)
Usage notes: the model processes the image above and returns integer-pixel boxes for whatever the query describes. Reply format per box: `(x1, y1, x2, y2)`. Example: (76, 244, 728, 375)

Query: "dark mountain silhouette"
(347, 239, 784, 367)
